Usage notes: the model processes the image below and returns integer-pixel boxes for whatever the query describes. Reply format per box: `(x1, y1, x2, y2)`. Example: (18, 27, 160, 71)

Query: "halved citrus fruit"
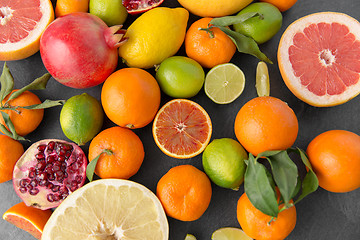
(153, 99, 212, 159)
(0, 0, 54, 61)
(2, 202, 52, 239)
(211, 227, 253, 240)
(42, 179, 169, 240)
(278, 12, 360, 107)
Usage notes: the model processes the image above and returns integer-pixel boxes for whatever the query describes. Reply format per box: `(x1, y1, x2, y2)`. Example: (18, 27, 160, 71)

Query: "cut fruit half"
(0, 0, 54, 61)
(41, 179, 169, 240)
(185, 233, 197, 240)
(278, 12, 360, 107)
(153, 99, 212, 159)
(211, 227, 253, 240)
(256, 61, 270, 97)
(205, 63, 245, 104)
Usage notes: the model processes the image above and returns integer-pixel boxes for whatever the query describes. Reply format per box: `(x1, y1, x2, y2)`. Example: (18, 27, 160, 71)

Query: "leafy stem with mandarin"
(86, 149, 113, 182)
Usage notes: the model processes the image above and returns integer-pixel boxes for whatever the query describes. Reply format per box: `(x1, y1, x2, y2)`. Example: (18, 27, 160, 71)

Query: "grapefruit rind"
(278, 12, 360, 107)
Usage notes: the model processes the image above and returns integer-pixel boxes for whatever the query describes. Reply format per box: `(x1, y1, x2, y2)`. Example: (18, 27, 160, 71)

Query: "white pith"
(0, 7, 14, 25)
(278, 12, 360, 106)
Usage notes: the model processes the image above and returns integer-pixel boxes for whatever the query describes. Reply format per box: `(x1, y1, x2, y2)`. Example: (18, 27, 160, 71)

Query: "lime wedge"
(212, 227, 253, 240)
(256, 61, 270, 97)
(185, 233, 197, 240)
(205, 63, 245, 104)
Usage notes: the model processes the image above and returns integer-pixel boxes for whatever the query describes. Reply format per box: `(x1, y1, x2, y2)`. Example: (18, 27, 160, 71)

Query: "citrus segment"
(205, 63, 245, 104)
(211, 227, 253, 240)
(153, 99, 212, 159)
(256, 61, 270, 97)
(41, 179, 168, 240)
(0, 0, 54, 60)
(278, 12, 360, 107)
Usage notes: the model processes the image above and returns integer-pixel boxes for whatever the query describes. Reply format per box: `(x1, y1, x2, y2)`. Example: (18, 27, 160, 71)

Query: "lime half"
(205, 63, 245, 104)
(256, 61, 270, 97)
(185, 234, 197, 240)
(212, 227, 253, 240)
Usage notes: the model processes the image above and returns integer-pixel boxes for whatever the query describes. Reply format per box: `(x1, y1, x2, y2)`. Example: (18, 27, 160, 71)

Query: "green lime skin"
(202, 138, 248, 190)
(156, 56, 205, 98)
(233, 2, 282, 44)
(60, 93, 104, 146)
(89, 0, 128, 26)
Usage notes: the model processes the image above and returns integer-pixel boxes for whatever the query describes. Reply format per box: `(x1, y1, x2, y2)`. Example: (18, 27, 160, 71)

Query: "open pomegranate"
(122, 0, 164, 14)
(13, 140, 87, 210)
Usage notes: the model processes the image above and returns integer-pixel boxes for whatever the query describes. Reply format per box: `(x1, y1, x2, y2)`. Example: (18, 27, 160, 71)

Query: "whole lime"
(60, 93, 104, 145)
(202, 138, 248, 190)
(89, 0, 128, 26)
(156, 56, 205, 98)
(233, 2, 282, 44)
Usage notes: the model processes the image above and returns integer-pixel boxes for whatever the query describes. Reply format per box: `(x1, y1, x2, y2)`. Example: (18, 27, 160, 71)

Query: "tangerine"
(156, 165, 212, 221)
(0, 90, 44, 136)
(88, 126, 144, 179)
(260, 0, 297, 12)
(0, 135, 24, 183)
(55, 0, 89, 18)
(185, 18, 236, 69)
(307, 130, 360, 193)
(234, 96, 298, 156)
(101, 68, 161, 129)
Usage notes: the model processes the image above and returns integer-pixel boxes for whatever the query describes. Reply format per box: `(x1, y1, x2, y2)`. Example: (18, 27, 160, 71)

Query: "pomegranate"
(122, 0, 164, 14)
(13, 140, 87, 210)
(40, 12, 127, 89)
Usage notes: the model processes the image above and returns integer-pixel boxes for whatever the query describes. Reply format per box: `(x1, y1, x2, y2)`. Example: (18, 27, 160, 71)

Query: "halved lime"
(185, 233, 197, 240)
(256, 61, 270, 97)
(204, 63, 245, 104)
(212, 227, 253, 240)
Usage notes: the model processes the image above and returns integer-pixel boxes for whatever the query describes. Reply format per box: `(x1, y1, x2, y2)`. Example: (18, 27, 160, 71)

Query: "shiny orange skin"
(0, 90, 44, 136)
(2, 202, 52, 239)
(260, 0, 297, 12)
(101, 68, 161, 129)
(237, 192, 297, 240)
(156, 165, 212, 221)
(185, 18, 236, 69)
(55, 0, 89, 18)
(307, 130, 360, 193)
(0, 135, 24, 183)
(88, 126, 144, 179)
(234, 96, 298, 156)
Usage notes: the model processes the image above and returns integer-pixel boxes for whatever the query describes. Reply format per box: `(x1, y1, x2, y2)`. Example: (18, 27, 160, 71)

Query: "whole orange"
(237, 192, 297, 240)
(88, 126, 144, 179)
(55, 0, 89, 18)
(156, 164, 212, 221)
(0, 90, 44, 136)
(101, 68, 161, 129)
(185, 18, 236, 69)
(234, 96, 298, 156)
(260, 0, 297, 12)
(0, 135, 24, 183)
(307, 130, 360, 193)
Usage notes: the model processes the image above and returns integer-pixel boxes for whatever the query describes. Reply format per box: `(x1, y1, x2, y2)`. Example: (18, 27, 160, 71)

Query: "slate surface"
(0, 0, 360, 239)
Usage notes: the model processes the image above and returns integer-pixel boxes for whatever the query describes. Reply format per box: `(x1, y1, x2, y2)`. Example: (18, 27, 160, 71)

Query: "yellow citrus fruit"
(55, 0, 89, 18)
(118, 7, 189, 69)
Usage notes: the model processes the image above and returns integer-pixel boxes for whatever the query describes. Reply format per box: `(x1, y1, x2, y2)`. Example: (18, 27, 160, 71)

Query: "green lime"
(256, 61, 270, 97)
(89, 0, 128, 26)
(185, 234, 197, 240)
(156, 56, 205, 98)
(60, 93, 104, 146)
(202, 138, 248, 190)
(233, 2, 282, 44)
(204, 63, 245, 104)
(212, 227, 253, 240)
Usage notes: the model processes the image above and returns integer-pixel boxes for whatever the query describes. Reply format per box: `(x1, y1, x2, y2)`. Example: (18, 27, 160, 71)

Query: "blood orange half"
(153, 99, 212, 159)
(0, 0, 54, 61)
(278, 12, 360, 107)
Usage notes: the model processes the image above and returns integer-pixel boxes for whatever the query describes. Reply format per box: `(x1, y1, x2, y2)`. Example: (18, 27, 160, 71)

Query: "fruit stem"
(199, 26, 215, 39)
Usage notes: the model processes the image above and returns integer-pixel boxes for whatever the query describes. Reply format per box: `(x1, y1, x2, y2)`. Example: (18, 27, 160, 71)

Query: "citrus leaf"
(267, 151, 298, 207)
(0, 63, 14, 104)
(86, 149, 113, 182)
(0, 111, 28, 141)
(244, 153, 279, 217)
(217, 27, 273, 64)
(7, 73, 52, 102)
(210, 12, 261, 27)
(291, 175, 302, 199)
(256, 150, 282, 159)
(18, 99, 65, 110)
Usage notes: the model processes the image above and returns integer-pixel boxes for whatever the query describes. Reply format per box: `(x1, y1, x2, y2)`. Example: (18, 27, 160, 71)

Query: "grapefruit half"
(153, 99, 212, 159)
(0, 0, 54, 61)
(278, 12, 360, 107)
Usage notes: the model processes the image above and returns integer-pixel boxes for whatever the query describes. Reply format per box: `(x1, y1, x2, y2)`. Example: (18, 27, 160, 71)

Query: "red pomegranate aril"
(48, 174, 55, 181)
(46, 182, 54, 189)
(28, 169, 36, 179)
(75, 175, 83, 183)
(52, 185, 60, 192)
(35, 153, 45, 160)
(37, 145, 46, 152)
(29, 188, 39, 195)
(36, 160, 46, 170)
(19, 187, 27, 193)
(53, 194, 60, 201)
(53, 165, 61, 172)
(58, 155, 66, 162)
(19, 179, 30, 187)
(59, 186, 69, 194)
(65, 151, 71, 159)
(70, 186, 78, 192)
(48, 141, 55, 150)
(29, 179, 38, 188)
(37, 172, 47, 181)
(39, 179, 47, 186)
(47, 194, 54, 202)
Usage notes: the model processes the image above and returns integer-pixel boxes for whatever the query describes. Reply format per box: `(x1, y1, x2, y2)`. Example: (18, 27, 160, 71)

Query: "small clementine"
(0, 135, 24, 183)
(55, 0, 90, 18)
(260, 0, 297, 12)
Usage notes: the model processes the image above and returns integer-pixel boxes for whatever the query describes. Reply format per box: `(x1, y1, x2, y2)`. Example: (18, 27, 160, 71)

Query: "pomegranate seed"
(29, 188, 39, 195)
(19, 179, 30, 187)
(59, 149, 66, 156)
(130, 3, 138, 10)
(35, 153, 45, 160)
(47, 193, 54, 202)
(52, 185, 60, 192)
(37, 145, 46, 151)
(48, 174, 55, 181)
(58, 155, 65, 162)
(70, 186, 78, 192)
(37, 172, 47, 181)
(61, 193, 68, 200)
(28, 169, 36, 179)
(19, 187, 27, 193)
(53, 165, 61, 171)
(63, 144, 73, 151)
(45, 166, 54, 174)
(53, 194, 60, 201)
(59, 186, 69, 194)
(77, 157, 83, 165)
(48, 141, 55, 150)
(46, 155, 55, 163)
(29, 179, 38, 187)
(75, 175, 83, 183)
(65, 151, 71, 159)
(36, 160, 46, 170)
(39, 179, 47, 186)
(46, 182, 54, 189)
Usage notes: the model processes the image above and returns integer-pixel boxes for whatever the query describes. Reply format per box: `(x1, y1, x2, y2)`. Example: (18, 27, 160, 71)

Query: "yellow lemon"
(118, 7, 189, 69)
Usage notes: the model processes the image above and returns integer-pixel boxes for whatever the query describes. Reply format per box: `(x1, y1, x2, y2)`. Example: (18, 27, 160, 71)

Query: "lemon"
(212, 227, 253, 240)
(118, 7, 189, 69)
(89, 0, 128, 26)
(42, 179, 169, 240)
(256, 61, 270, 97)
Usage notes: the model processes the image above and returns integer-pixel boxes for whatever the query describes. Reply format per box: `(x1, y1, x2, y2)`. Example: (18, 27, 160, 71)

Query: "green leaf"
(244, 154, 279, 217)
(217, 27, 273, 64)
(210, 12, 261, 27)
(86, 149, 113, 182)
(6, 73, 51, 102)
(256, 150, 282, 159)
(267, 151, 298, 207)
(18, 99, 65, 110)
(291, 175, 302, 199)
(0, 63, 14, 104)
(0, 111, 28, 141)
